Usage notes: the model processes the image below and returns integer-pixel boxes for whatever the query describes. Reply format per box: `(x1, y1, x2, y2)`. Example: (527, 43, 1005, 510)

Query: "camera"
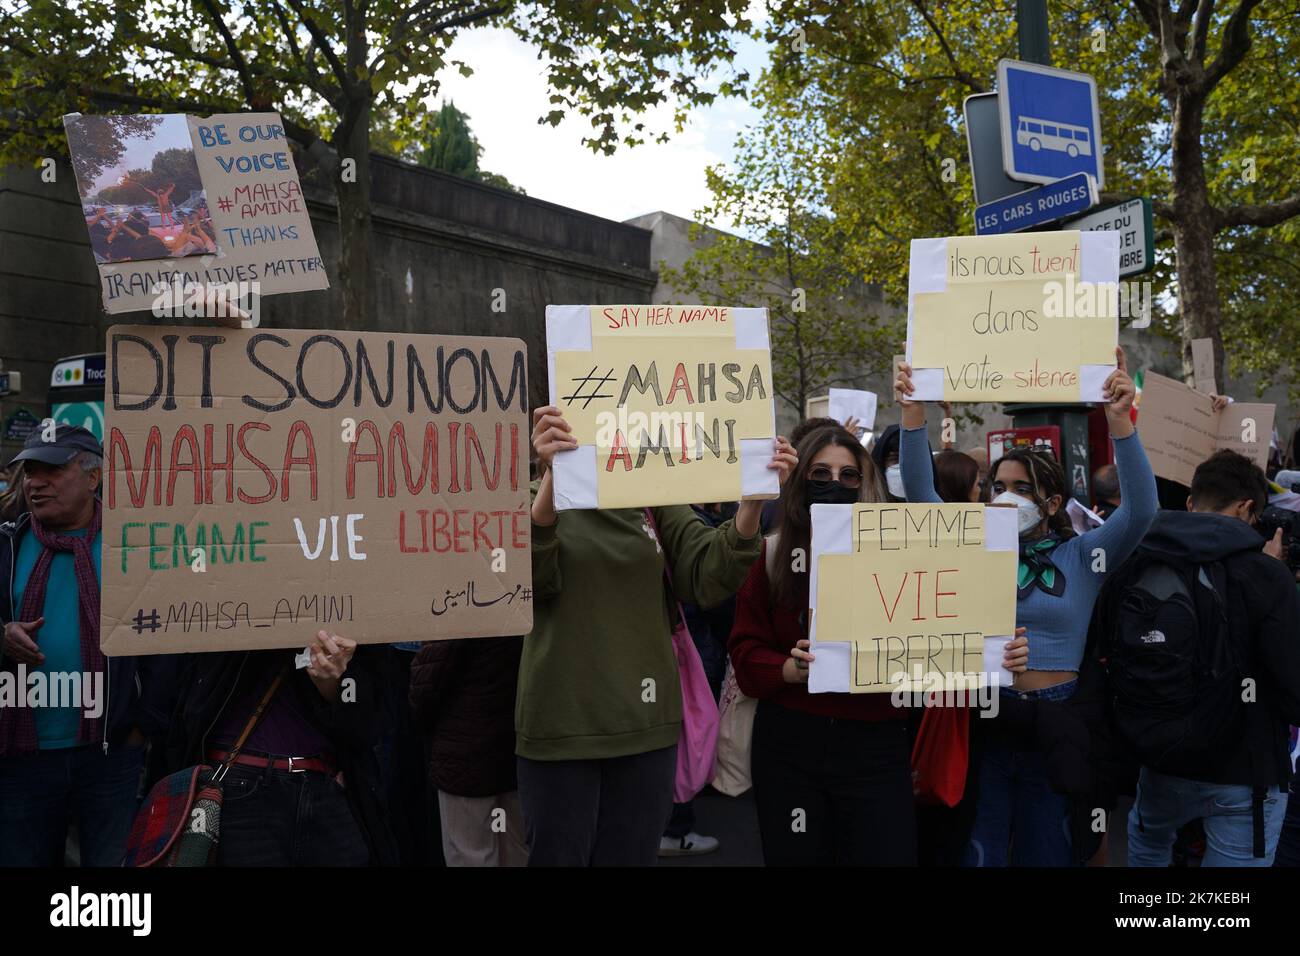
(1258, 506, 1300, 573)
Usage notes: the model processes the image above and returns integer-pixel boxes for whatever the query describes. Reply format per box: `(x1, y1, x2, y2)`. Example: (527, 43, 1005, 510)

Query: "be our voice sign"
(195, 119, 291, 173)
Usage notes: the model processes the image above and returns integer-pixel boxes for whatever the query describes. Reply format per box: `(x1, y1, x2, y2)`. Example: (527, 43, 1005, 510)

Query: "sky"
(431, 23, 772, 230)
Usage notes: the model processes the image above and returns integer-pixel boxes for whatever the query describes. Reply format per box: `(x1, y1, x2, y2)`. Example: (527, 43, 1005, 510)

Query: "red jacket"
(727, 541, 905, 722)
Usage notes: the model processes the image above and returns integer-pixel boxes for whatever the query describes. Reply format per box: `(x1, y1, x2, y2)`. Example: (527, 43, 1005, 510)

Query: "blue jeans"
(1128, 767, 1287, 867)
(0, 744, 145, 866)
(215, 764, 371, 866)
(964, 680, 1078, 867)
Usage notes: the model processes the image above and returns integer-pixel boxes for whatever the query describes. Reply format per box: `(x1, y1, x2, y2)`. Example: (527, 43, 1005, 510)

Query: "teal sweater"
(901, 426, 1157, 671)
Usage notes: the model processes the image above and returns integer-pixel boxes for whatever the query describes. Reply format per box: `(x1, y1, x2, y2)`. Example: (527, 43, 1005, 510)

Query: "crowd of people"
(83, 197, 216, 263)
(2, 345, 1300, 868)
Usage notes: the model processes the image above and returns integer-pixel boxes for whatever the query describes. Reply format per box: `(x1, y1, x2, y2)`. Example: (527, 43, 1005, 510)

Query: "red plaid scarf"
(0, 501, 103, 756)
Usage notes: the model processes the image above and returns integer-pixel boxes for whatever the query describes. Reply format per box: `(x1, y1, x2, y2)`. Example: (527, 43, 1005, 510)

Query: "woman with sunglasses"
(895, 348, 1157, 866)
(728, 424, 1029, 865)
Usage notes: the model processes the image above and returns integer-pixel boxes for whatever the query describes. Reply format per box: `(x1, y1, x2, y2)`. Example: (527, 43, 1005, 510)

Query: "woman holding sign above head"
(519, 406, 797, 867)
(727, 424, 1031, 866)
(895, 347, 1157, 867)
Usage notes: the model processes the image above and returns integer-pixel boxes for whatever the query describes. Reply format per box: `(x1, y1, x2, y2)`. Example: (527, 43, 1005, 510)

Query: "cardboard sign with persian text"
(101, 326, 531, 655)
(808, 502, 1018, 694)
(1136, 370, 1274, 486)
(64, 112, 328, 315)
(545, 304, 778, 509)
(906, 230, 1119, 402)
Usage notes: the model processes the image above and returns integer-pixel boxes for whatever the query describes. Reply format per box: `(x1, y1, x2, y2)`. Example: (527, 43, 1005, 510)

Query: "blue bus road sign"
(974, 172, 1098, 235)
(997, 59, 1104, 189)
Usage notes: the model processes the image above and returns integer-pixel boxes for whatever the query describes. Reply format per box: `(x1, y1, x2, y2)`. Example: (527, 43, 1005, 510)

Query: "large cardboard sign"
(101, 326, 532, 655)
(1136, 370, 1275, 486)
(906, 230, 1119, 402)
(808, 502, 1018, 694)
(64, 112, 328, 315)
(545, 305, 778, 509)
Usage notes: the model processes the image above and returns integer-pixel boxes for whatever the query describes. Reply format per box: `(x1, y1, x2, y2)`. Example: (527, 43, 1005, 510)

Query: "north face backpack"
(1106, 553, 1246, 777)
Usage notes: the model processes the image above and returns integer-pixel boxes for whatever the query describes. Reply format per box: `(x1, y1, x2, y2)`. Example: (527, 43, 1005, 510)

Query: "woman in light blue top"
(895, 347, 1157, 866)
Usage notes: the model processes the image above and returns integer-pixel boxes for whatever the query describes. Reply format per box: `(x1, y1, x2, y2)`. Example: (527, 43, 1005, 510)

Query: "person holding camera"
(1100, 450, 1300, 866)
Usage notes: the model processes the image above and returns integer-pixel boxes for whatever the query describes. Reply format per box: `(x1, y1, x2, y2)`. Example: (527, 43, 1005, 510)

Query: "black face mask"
(806, 479, 859, 506)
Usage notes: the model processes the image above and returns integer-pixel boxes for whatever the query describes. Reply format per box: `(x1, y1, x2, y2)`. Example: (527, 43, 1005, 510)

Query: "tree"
(62, 114, 165, 196)
(407, 99, 522, 192)
(663, 83, 896, 417)
(749, 0, 1300, 394)
(0, 0, 755, 324)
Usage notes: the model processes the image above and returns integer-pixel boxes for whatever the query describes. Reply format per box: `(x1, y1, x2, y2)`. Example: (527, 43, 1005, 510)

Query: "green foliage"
(724, 1, 1300, 394)
(405, 100, 522, 193)
(663, 81, 897, 416)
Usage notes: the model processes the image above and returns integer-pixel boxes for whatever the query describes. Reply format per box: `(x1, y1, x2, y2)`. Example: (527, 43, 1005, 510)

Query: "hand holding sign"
(895, 359, 928, 433)
(768, 436, 798, 486)
(307, 630, 355, 701)
(1004, 626, 1029, 674)
(784, 639, 815, 684)
(1102, 347, 1135, 438)
(531, 405, 577, 471)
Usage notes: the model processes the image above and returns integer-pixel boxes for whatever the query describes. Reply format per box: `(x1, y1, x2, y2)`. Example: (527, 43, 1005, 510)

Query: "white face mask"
(885, 464, 905, 498)
(992, 490, 1043, 535)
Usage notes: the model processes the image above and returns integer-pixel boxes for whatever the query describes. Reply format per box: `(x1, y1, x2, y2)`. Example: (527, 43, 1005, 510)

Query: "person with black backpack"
(1105, 450, 1300, 866)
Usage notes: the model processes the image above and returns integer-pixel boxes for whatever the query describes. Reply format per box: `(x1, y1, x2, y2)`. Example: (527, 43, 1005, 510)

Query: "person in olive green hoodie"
(518, 405, 797, 866)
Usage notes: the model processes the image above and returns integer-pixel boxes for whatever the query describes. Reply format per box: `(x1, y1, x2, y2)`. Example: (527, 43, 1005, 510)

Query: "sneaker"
(659, 832, 720, 857)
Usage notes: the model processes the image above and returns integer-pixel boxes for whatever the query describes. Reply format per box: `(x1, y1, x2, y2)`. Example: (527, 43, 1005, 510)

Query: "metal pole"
(1016, 0, 1051, 65)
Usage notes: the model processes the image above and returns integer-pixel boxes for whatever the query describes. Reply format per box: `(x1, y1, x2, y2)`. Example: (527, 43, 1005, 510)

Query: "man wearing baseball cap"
(0, 424, 174, 866)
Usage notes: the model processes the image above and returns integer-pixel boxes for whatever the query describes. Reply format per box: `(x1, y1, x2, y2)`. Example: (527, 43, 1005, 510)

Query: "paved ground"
(658, 788, 1137, 866)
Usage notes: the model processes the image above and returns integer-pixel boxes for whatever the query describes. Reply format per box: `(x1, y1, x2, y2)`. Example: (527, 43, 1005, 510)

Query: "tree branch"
(1189, 0, 1215, 64)
(285, 0, 353, 94)
(1155, 0, 1193, 80)
(1215, 192, 1300, 230)
(1204, 0, 1265, 91)
(198, 0, 258, 105)
(906, 0, 985, 93)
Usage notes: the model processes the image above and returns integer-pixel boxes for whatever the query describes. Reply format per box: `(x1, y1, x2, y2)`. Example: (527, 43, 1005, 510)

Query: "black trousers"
(517, 745, 676, 866)
(215, 765, 371, 866)
(751, 701, 917, 866)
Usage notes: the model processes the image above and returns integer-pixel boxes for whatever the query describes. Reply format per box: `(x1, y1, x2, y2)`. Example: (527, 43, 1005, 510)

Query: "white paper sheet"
(828, 388, 878, 431)
(551, 446, 598, 510)
(739, 438, 780, 497)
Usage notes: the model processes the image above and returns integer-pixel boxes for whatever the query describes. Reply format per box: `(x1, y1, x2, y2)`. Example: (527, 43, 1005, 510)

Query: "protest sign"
(808, 502, 1018, 694)
(1191, 338, 1216, 395)
(906, 230, 1119, 402)
(545, 304, 778, 509)
(101, 326, 531, 655)
(1136, 370, 1274, 486)
(64, 113, 328, 317)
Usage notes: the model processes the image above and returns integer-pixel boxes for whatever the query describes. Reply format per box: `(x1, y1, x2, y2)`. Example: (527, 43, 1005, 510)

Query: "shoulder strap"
(214, 660, 291, 780)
